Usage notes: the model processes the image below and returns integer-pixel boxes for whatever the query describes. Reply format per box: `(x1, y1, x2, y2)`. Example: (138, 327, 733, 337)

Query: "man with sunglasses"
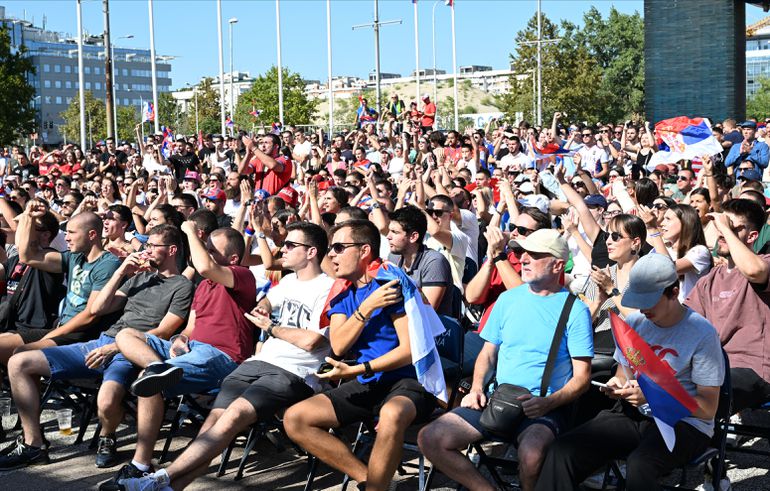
(102, 224, 265, 489)
(2, 224, 192, 470)
(422, 194, 470, 290)
(573, 127, 610, 180)
(115, 222, 332, 491)
(672, 168, 695, 202)
(285, 219, 437, 491)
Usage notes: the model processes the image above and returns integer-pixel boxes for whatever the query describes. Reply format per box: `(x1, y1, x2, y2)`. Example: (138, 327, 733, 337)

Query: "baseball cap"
(518, 181, 535, 194)
(203, 189, 226, 201)
(584, 194, 608, 209)
(421, 93, 430, 100)
(254, 189, 271, 201)
(621, 253, 678, 310)
(737, 168, 762, 182)
(277, 186, 299, 207)
(509, 229, 569, 261)
(183, 170, 201, 182)
(739, 121, 757, 129)
(518, 194, 550, 214)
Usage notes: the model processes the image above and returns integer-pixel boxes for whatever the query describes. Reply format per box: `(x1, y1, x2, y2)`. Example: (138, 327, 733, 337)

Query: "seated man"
(536, 254, 724, 490)
(686, 199, 770, 414)
(0, 224, 193, 469)
(386, 205, 457, 317)
(284, 219, 437, 491)
(418, 229, 593, 491)
(113, 222, 332, 491)
(100, 225, 257, 488)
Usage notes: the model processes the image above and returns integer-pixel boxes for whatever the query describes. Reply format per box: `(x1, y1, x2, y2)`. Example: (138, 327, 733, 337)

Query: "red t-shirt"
(190, 265, 257, 363)
(249, 155, 293, 196)
(444, 146, 462, 166)
(421, 102, 436, 127)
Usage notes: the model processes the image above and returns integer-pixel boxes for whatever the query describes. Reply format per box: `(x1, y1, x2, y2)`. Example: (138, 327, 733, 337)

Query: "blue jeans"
(144, 334, 238, 397)
(43, 333, 137, 387)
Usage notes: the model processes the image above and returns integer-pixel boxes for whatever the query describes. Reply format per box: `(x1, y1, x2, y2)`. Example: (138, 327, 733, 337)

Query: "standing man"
(420, 94, 437, 134)
(239, 133, 293, 196)
(418, 229, 593, 491)
(284, 219, 437, 491)
(112, 222, 332, 491)
(725, 121, 770, 171)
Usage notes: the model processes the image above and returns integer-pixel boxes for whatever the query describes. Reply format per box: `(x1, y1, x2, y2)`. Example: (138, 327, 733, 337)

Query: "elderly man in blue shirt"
(725, 121, 770, 170)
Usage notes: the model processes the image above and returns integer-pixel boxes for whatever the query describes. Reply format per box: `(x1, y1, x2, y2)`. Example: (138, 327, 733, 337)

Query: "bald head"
(70, 211, 103, 242)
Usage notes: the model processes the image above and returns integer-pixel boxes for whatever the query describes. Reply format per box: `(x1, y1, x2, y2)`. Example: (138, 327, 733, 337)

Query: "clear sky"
(4, 0, 769, 89)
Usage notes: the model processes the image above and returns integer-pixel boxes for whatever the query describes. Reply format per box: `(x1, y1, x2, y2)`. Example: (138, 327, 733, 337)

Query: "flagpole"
(76, 0, 86, 150)
(148, 0, 159, 134)
(216, 0, 226, 135)
(276, 0, 284, 125)
(414, 0, 420, 103)
(326, 0, 333, 138)
(536, 0, 542, 127)
(450, 0, 458, 131)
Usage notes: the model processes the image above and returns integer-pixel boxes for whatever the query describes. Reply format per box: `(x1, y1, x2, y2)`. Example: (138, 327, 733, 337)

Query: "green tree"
(747, 77, 770, 120)
(60, 91, 107, 146)
(157, 91, 181, 131)
(325, 89, 375, 133)
(184, 77, 222, 135)
(235, 66, 318, 129)
(0, 25, 36, 143)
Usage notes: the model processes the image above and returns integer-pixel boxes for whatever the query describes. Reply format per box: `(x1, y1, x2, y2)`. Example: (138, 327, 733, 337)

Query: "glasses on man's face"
(62, 200, 78, 207)
(283, 240, 311, 251)
(676, 175, 689, 181)
(426, 208, 446, 218)
(512, 225, 535, 236)
(145, 243, 171, 250)
(614, 131, 623, 135)
(601, 129, 610, 133)
(582, 133, 593, 138)
(328, 242, 365, 254)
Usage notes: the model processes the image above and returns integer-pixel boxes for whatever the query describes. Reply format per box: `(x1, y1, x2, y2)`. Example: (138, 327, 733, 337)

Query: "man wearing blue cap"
(725, 121, 769, 171)
(536, 253, 724, 491)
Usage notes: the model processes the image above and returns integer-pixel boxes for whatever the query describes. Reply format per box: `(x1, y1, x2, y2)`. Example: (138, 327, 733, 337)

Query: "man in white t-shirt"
(117, 222, 333, 491)
(498, 134, 534, 172)
(292, 129, 313, 166)
(423, 194, 470, 290)
(576, 128, 610, 179)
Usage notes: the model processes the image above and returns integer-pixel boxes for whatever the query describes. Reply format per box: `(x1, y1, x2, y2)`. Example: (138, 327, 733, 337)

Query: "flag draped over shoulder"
(647, 117, 723, 168)
(610, 312, 699, 451)
(320, 261, 448, 402)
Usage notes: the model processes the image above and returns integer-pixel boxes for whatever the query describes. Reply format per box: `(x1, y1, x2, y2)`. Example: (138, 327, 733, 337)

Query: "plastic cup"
(56, 408, 73, 436)
(0, 397, 10, 418)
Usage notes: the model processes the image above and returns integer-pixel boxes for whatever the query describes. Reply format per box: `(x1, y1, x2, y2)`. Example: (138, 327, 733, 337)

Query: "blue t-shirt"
(481, 285, 594, 396)
(60, 251, 121, 324)
(327, 279, 414, 384)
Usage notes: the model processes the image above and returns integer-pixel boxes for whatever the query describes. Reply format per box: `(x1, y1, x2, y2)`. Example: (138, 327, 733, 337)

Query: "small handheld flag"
(142, 102, 155, 123)
(225, 117, 234, 128)
(249, 107, 262, 119)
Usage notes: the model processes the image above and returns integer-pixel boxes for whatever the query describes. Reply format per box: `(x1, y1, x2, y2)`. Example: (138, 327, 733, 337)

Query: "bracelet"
(354, 308, 367, 322)
(244, 226, 255, 237)
(267, 323, 277, 338)
(648, 232, 662, 238)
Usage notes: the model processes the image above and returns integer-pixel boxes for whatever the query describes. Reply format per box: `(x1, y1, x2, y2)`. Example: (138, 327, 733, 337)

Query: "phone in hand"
(591, 380, 609, 389)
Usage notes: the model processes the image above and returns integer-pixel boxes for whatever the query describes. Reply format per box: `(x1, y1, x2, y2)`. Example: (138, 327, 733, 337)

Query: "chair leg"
(422, 464, 436, 491)
(303, 454, 319, 491)
(217, 439, 236, 477)
(74, 397, 95, 445)
(235, 425, 260, 481)
(159, 410, 183, 464)
(417, 454, 426, 491)
(89, 422, 102, 449)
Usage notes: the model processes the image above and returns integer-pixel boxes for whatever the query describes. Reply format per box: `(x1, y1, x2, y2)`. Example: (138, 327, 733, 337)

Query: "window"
(67, 97, 72, 104)
(55, 96, 62, 104)
(95, 66, 100, 75)
(65, 81, 72, 89)
(85, 82, 91, 89)
(123, 98, 129, 106)
(123, 83, 129, 90)
(54, 80, 62, 89)
(44, 96, 51, 104)
(95, 82, 101, 90)
(75, 82, 79, 89)
(43, 64, 50, 72)
(85, 66, 91, 74)
(44, 80, 51, 88)
(54, 64, 61, 73)
(122, 68, 128, 77)
(65, 65, 71, 74)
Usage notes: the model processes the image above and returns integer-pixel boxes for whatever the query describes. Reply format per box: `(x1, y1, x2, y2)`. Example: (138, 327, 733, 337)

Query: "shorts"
(213, 360, 314, 420)
(462, 257, 478, 285)
(452, 404, 569, 444)
(42, 333, 137, 387)
(9, 328, 50, 344)
(144, 334, 238, 398)
(324, 377, 436, 427)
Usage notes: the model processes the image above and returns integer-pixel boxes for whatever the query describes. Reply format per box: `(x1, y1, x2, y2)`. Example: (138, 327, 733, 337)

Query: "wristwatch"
(257, 232, 267, 240)
(492, 252, 508, 264)
(362, 361, 374, 378)
(371, 202, 381, 209)
(608, 288, 621, 297)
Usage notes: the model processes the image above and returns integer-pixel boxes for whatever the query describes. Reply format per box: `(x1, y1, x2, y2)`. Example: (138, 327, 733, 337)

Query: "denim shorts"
(144, 334, 238, 397)
(42, 333, 137, 387)
(452, 404, 569, 444)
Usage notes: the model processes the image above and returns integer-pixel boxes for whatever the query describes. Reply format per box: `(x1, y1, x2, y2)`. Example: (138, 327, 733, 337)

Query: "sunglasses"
(426, 208, 446, 217)
(653, 203, 668, 211)
(603, 210, 622, 219)
(328, 242, 365, 254)
(283, 240, 311, 251)
(607, 231, 628, 242)
(512, 225, 535, 236)
(582, 133, 593, 137)
(677, 175, 690, 181)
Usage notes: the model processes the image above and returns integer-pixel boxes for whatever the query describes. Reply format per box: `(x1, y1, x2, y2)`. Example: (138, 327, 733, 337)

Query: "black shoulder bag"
(479, 294, 577, 438)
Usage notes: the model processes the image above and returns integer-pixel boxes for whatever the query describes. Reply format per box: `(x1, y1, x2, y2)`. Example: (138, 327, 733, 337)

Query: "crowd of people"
(0, 97, 767, 491)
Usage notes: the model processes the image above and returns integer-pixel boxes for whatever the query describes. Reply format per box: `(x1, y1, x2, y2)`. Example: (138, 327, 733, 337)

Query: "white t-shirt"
(249, 272, 334, 392)
(499, 151, 533, 171)
(224, 198, 241, 219)
(577, 145, 609, 173)
(459, 208, 479, 267)
(388, 157, 405, 178)
(293, 140, 312, 160)
(425, 222, 469, 289)
(667, 244, 712, 301)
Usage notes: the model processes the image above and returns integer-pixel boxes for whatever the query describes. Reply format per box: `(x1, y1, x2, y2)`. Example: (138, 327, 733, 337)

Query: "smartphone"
(591, 380, 609, 389)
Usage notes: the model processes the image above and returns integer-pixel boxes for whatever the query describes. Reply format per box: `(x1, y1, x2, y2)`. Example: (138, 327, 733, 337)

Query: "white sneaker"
(696, 477, 732, 491)
(118, 469, 171, 491)
(725, 412, 747, 448)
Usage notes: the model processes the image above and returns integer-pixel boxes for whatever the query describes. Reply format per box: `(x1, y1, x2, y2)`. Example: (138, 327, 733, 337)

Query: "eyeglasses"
(328, 242, 365, 254)
(145, 243, 172, 250)
(426, 208, 446, 217)
(603, 210, 622, 219)
(62, 200, 78, 206)
(607, 231, 629, 242)
(614, 131, 623, 135)
(513, 225, 535, 236)
(582, 133, 593, 137)
(676, 175, 690, 181)
(600, 129, 610, 133)
(283, 240, 311, 251)
(653, 203, 668, 211)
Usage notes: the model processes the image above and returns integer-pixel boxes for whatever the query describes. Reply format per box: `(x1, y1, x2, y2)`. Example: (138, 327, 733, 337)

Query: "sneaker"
(130, 363, 183, 397)
(0, 437, 49, 470)
(95, 434, 118, 468)
(725, 412, 747, 448)
(696, 477, 732, 491)
(118, 468, 171, 491)
(99, 463, 155, 491)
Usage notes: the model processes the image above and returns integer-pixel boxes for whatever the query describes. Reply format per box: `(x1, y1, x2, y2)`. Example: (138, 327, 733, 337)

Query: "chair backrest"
(716, 348, 733, 424)
(435, 314, 463, 366)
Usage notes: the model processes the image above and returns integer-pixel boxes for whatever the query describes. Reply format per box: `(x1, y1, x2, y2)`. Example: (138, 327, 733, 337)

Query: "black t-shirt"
(169, 153, 201, 180)
(591, 230, 653, 269)
(216, 213, 233, 228)
(2, 252, 65, 330)
(100, 150, 128, 166)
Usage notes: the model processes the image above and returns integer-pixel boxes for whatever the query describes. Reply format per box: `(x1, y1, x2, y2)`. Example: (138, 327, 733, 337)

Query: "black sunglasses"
(328, 242, 365, 254)
(607, 231, 628, 242)
(283, 240, 311, 251)
(653, 203, 668, 211)
(426, 208, 446, 217)
(511, 224, 535, 236)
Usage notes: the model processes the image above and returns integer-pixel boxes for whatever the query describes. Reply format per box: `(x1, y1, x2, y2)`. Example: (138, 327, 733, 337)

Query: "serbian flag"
(320, 260, 448, 402)
(647, 117, 723, 169)
(445, 0, 453, 6)
(249, 107, 262, 118)
(142, 102, 155, 123)
(225, 117, 234, 128)
(610, 312, 699, 451)
(160, 126, 174, 159)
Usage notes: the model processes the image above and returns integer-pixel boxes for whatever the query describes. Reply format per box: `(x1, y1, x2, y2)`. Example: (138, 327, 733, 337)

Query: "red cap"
(277, 186, 299, 207)
(203, 189, 226, 201)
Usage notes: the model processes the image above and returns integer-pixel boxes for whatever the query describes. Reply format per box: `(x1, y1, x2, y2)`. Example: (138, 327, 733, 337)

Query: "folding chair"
(158, 391, 217, 463)
(336, 314, 465, 491)
(39, 377, 102, 446)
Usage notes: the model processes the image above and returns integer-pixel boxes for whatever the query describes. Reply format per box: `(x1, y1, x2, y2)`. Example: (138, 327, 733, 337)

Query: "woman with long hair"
(688, 187, 720, 249)
(642, 203, 712, 300)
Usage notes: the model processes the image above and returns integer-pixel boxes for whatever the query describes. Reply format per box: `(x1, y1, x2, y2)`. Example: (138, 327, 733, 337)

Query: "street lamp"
(228, 17, 238, 131)
(431, 0, 440, 118)
(112, 34, 134, 139)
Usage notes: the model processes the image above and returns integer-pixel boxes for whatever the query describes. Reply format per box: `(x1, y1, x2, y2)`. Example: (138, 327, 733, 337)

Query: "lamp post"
(76, 0, 86, 151)
(216, 0, 226, 135)
(431, 0, 440, 116)
(276, 0, 284, 125)
(148, 0, 160, 133)
(228, 17, 238, 131)
(112, 34, 133, 140)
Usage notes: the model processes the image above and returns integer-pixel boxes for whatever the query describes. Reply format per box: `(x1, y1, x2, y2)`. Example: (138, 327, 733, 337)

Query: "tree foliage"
(0, 25, 36, 143)
(60, 91, 107, 146)
(747, 77, 770, 120)
(181, 77, 222, 136)
(497, 6, 644, 124)
(235, 66, 318, 130)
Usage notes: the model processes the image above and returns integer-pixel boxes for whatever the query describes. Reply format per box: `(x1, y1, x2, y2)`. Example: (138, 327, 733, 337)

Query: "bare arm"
(181, 220, 235, 288)
(16, 208, 62, 273)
